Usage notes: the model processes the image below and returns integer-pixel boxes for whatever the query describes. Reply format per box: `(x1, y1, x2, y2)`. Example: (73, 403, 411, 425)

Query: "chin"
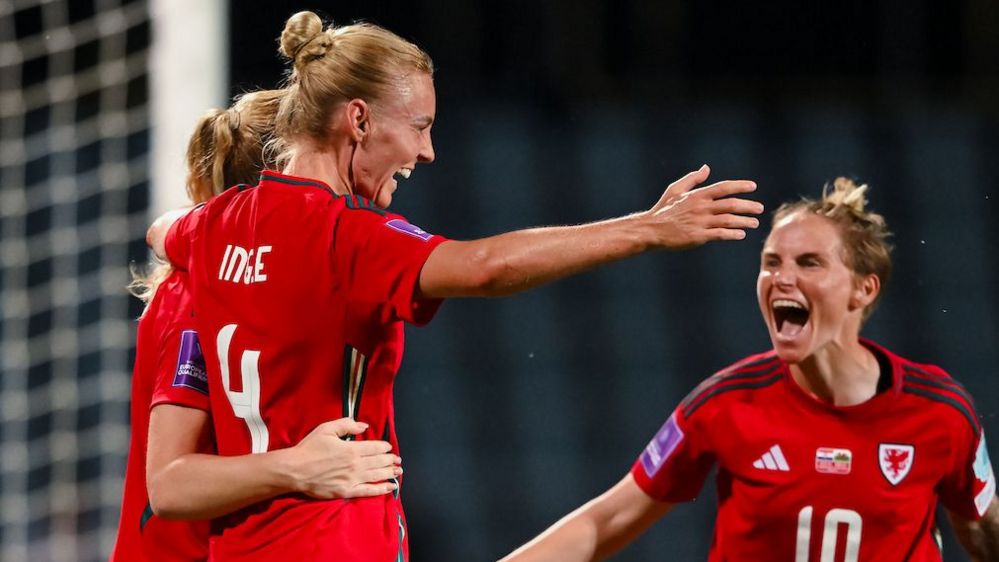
(770, 334, 810, 364)
(774, 347, 806, 365)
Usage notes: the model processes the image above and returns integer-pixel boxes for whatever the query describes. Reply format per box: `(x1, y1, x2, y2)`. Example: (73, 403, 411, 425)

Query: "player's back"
(110, 270, 209, 562)
(189, 176, 349, 456)
(178, 172, 407, 560)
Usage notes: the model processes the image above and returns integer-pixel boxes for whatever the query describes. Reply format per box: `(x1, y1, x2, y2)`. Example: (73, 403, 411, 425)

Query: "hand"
(285, 418, 402, 500)
(147, 207, 191, 259)
(646, 164, 763, 249)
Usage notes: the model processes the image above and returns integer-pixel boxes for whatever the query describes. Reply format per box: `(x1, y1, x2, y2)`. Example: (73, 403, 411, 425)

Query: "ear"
(343, 99, 370, 142)
(850, 273, 880, 310)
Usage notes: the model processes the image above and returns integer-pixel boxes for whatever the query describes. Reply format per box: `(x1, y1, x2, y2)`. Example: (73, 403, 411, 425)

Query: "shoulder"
(679, 350, 783, 420)
(143, 272, 194, 330)
(893, 350, 981, 437)
(337, 198, 438, 242)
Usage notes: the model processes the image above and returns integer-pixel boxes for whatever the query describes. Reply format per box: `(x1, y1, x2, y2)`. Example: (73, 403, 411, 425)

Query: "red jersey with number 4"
(632, 340, 996, 562)
(110, 270, 211, 562)
(164, 171, 447, 561)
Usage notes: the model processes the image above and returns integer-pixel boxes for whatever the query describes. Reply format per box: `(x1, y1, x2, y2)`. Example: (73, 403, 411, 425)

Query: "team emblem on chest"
(879, 443, 915, 485)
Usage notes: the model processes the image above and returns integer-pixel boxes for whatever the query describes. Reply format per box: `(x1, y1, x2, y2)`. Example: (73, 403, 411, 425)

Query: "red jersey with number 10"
(164, 171, 448, 561)
(632, 340, 995, 562)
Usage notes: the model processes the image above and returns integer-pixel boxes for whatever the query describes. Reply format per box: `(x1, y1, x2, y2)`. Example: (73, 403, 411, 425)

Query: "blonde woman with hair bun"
(148, 11, 764, 561)
(112, 90, 402, 562)
(503, 178, 998, 562)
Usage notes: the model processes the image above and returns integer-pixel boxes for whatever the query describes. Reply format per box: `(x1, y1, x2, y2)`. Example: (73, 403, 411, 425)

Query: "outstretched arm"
(500, 473, 674, 562)
(949, 497, 999, 562)
(146, 405, 401, 520)
(418, 165, 762, 299)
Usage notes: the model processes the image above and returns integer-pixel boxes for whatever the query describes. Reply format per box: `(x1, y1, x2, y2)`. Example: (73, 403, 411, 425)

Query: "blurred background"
(1, 0, 997, 560)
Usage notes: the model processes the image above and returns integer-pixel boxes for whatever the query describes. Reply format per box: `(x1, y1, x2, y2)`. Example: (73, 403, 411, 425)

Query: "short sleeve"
(150, 312, 211, 412)
(939, 429, 996, 520)
(163, 206, 203, 272)
(332, 202, 448, 325)
(630, 407, 716, 503)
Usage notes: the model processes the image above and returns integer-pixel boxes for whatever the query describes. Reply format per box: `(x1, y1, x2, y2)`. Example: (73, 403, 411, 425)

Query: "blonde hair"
(270, 11, 434, 168)
(129, 90, 284, 308)
(773, 177, 893, 319)
(186, 89, 284, 203)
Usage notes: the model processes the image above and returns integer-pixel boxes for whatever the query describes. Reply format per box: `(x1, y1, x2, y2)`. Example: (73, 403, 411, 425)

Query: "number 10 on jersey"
(796, 506, 862, 562)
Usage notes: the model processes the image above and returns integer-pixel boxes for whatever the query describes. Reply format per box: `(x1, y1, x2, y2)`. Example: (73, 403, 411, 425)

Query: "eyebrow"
(760, 251, 826, 261)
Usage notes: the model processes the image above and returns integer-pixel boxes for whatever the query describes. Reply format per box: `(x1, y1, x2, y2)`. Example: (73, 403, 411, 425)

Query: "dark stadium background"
(225, 1, 999, 560)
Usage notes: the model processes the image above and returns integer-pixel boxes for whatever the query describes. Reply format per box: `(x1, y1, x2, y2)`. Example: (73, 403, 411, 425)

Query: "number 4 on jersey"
(217, 324, 269, 453)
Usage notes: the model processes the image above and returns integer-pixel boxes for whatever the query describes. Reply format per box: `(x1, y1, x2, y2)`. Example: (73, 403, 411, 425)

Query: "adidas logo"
(753, 444, 790, 471)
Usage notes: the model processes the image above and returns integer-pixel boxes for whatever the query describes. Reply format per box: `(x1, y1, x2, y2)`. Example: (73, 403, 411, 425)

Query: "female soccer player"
(149, 11, 763, 561)
(111, 90, 400, 562)
(502, 178, 999, 562)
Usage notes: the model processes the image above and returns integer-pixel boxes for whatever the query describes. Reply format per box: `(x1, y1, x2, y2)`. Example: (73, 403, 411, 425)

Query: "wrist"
(619, 211, 655, 253)
(266, 447, 304, 494)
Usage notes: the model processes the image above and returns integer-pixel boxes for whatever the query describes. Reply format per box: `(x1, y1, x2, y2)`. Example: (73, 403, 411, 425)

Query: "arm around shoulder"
(500, 473, 673, 562)
(147, 208, 191, 261)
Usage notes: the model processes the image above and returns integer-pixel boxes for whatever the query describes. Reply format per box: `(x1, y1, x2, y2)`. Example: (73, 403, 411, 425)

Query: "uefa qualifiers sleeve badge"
(640, 413, 685, 478)
(974, 433, 996, 516)
(173, 330, 209, 395)
(385, 218, 433, 241)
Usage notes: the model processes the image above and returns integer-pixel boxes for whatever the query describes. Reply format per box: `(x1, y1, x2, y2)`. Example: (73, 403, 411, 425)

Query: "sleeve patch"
(385, 218, 433, 241)
(173, 330, 209, 395)
(974, 433, 996, 516)
(640, 413, 685, 478)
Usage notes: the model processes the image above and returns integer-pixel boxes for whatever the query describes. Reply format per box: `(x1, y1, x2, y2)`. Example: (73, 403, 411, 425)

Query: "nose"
(418, 133, 435, 163)
(773, 266, 795, 289)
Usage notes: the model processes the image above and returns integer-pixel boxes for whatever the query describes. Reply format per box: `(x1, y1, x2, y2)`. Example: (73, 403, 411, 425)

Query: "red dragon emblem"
(879, 444, 915, 485)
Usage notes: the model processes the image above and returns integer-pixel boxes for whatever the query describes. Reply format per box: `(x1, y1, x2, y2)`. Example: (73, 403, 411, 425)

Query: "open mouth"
(773, 299, 809, 338)
(394, 168, 412, 181)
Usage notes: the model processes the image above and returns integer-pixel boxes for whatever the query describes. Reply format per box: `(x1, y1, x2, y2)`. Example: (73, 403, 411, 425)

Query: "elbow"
(146, 474, 186, 520)
(464, 249, 519, 297)
(146, 483, 174, 520)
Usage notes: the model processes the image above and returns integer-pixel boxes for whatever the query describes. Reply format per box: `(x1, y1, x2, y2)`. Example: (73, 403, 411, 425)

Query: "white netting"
(0, 0, 151, 560)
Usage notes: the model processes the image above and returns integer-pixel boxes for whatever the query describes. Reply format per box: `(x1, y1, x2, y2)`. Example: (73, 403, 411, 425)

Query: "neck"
(282, 142, 354, 196)
(789, 337, 880, 407)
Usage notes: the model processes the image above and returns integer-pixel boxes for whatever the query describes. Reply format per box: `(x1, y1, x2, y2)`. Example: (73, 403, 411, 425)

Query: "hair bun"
(279, 11, 326, 62)
(824, 176, 869, 214)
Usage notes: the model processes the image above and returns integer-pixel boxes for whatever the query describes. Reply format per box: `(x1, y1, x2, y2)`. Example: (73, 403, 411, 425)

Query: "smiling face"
(351, 72, 436, 208)
(757, 211, 876, 364)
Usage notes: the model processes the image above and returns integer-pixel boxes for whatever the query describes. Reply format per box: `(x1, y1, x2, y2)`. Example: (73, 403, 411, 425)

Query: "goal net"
(0, 1, 151, 560)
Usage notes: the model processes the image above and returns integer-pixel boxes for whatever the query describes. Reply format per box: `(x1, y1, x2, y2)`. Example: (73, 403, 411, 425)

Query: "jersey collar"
(259, 170, 338, 195)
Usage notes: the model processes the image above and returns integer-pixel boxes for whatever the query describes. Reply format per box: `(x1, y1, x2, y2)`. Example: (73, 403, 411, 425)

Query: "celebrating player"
(148, 11, 763, 561)
(110, 90, 399, 562)
(501, 178, 999, 562)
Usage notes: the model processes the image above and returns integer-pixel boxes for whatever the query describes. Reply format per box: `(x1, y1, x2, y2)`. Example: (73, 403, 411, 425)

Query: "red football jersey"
(632, 339, 996, 562)
(164, 171, 448, 561)
(110, 270, 211, 562)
